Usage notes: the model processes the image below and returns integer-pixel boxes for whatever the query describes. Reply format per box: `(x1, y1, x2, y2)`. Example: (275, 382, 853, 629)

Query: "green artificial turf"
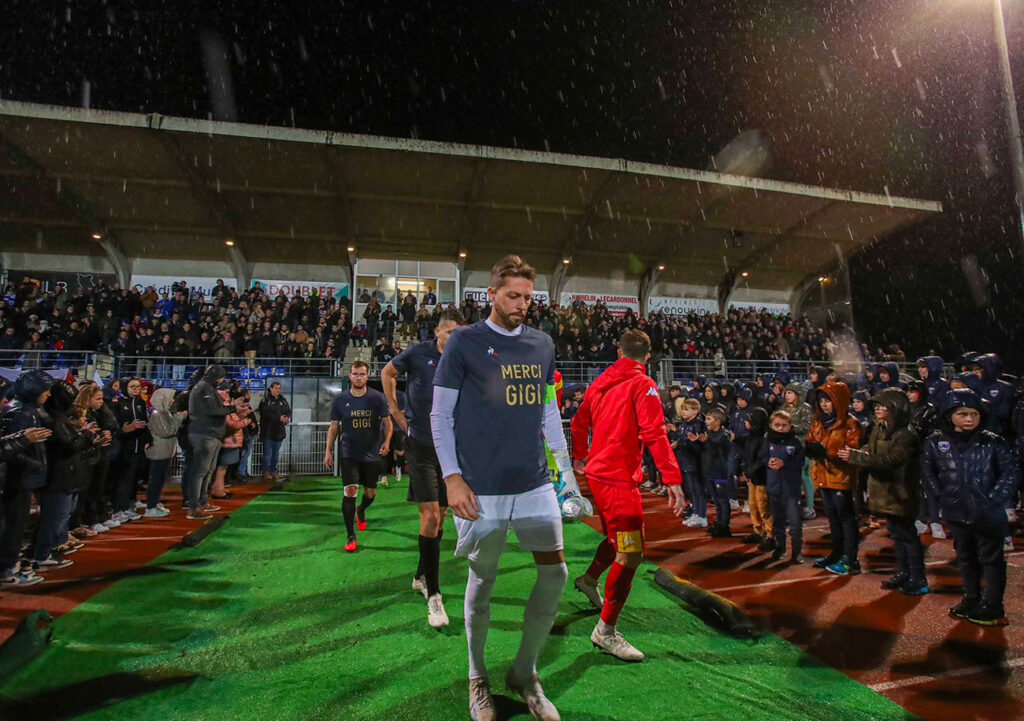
(0, 476, 916, 720)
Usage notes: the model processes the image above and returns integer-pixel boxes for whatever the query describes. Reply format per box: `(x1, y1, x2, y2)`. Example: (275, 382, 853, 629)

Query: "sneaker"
(126, 510, 142, 521)
(468, 677, 496, 721)
(771, 548, 786, 562)
(949, 597, 978, 620)
(54, 544, 80, 556)
(72, 526, 96, 539)
(427, 593, 449, 628)
(202, 504, 221, 513)
(378, 475, 389, 487)
(967, 601, 1009, 626)
(90, 523, 110, 534)
(111, 511, 129, 523)
(801, 507, 817, 521)
(505, 669, 560, 721)
(134, 500, 147, 510)
(825, 556, 860, 576)
(102, 517, 122, 529)
(930, 523, 946, 540)
(186, 511, 213, 521)
(33, 556, 73, 572)
(881, 572, 909, 590)
(684, 515, 708, 528)
(729, 499, 740, 511)
(707, 524, 731, 538)
(1, 568, 43, 587)
(813, 554, 840, 569)
(395, 471, 403, 483)
(756, 537, 777, 552)
(573, 574, 603, 609)
(915, 520, 928, 534)
(356, 511, 367, 532)
(791, 552, 805, 564)
(591, 626, 644, 662)
(412, 574, 428, 598)
(740, 532, 762, 544)
(1004, 536, 1014, 552)
(144, 507, 170, 518)
(898, 578, 930, 596)
(344, 536, 358, 552)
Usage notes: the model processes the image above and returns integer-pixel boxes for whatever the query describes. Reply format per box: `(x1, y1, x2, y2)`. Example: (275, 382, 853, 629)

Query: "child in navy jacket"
(701, 408, 734, 537)
(674, 397, 708, 528)
(763, 410, 806, 563)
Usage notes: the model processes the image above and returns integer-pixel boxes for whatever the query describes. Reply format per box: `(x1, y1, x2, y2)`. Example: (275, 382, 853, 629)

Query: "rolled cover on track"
(651, 567, 763, 639)
(172, 516, 229, 549)
(0, 610, 53, 683)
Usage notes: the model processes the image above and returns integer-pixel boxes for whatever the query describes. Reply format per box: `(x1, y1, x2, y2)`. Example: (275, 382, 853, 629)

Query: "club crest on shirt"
(427, 359, 436, 366)
(989, 389, 999, 398)
(938, 441, 951, 453)
(786, 446, 794, 455)
(487, 346, 498, 358)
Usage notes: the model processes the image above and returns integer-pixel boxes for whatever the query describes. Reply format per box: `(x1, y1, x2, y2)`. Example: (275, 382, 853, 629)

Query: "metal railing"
(108, 355, 341, 384)
(168, 421, 333, 479)
(0, 349, 97, 372)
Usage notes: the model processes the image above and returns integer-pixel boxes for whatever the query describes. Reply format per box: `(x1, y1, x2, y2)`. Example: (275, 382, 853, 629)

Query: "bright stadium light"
(657, 264, 666, 271)
(741, 271, 750, 277)
(459, 251, 467, 258)
(225, 239, 235, 246)
(91, 232, 102, 239)
(818, 276, 827, 282)
(562, 258, 571, 264)
(347, 246, 355, 252)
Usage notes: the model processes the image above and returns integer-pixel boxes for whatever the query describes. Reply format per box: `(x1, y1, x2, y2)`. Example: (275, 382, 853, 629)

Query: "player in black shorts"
(381, 389, 407, 486)
(324, 360, 393, 552)
(382, 307, 466, 628)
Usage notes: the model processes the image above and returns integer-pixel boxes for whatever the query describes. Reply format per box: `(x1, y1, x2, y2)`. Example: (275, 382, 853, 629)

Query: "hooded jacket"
(44, 380, 99, 494)
(762, 425, 805, 497)
(782, 381, 813, 437)
(973, 353, 1015, 434)
(869, 362, 904, 394)
(730, 389, 754, 442)
(803, 365, 830, 403)
(806, 382, 861, 491)
(117, 388, 151, 456)
(740, 407, 769, 486)
(0, 430, 37, 490)
(916, 355, 950, 403)
(571, 357, 682, 487)
(672, 412, 706, 473)
(1, 370, 54, 490)
(843, 389, 921, 517)
(146, 388, 184, 460)
(920, 389, 1020, 525)
(187, 364, 235, 438)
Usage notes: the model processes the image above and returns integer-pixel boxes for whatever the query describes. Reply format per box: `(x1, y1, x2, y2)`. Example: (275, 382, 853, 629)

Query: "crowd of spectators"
(2, 276, 913, 372)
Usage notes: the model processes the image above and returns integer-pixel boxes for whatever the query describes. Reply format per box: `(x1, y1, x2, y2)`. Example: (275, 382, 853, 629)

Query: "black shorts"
(390, 428, 406, 453)
(405, 435, 447, 505)
(339, 458, 382, 489)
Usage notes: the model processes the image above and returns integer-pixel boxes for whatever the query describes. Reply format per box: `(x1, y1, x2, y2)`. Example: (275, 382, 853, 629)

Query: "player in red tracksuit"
(570, 329, 685, 662)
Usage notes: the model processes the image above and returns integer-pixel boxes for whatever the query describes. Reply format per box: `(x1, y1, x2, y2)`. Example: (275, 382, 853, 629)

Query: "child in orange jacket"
(805, 382, 862, 573)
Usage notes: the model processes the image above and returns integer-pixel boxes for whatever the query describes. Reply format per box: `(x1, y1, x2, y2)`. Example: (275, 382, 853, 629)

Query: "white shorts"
(453, 483, 563, 560)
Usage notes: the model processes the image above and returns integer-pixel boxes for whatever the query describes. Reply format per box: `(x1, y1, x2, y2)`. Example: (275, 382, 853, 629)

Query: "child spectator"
(805, 382, 861, 571)
(675, 398, 707, 528)
(921, 389, 1020, 625)
(739, 407, 773, 550)
(764, 410, 805, 563)
(839, 390, 927, 591)
(782, 381, 815, 520)
(144, 388, 186, 517)
(701, 407, 734, 537)
(907, 381, 945, 539)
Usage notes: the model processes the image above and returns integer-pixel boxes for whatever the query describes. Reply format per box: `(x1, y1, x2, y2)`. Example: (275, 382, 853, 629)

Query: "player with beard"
(382, 307, 467, 628)
(324, 361, 392, 552)
(431, 255, 581, 721)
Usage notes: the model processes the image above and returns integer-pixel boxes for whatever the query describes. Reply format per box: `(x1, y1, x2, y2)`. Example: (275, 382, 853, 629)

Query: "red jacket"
(571, 357, 682, 487)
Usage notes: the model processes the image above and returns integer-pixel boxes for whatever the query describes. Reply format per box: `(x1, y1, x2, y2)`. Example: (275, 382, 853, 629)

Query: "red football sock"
(601, 561, 636, 626)
(586, 539, 616, 580)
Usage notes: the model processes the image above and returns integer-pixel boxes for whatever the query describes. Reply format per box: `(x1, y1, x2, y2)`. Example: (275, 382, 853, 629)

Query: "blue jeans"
(32, 490, 77, 563)
(770, 492, 803, 552)
(148, 457, 171, 508)
(710, 477, 732, 528)
(239, 436, 254, 476)
(821, 488, 859, 560)
(262, 438, 283, 474)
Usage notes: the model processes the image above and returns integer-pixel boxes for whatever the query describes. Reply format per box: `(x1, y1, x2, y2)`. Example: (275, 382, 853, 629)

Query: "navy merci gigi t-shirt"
(390, 340, 440, 444)
(330, 388, 389, 461)
(432, 321, 555, 495)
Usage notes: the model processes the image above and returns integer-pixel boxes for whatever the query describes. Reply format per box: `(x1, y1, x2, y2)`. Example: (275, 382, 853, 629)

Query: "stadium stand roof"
(0, 100, 941, 297)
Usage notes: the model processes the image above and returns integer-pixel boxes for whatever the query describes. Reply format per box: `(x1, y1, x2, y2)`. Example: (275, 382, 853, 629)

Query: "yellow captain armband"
(544, 383, 558, 404)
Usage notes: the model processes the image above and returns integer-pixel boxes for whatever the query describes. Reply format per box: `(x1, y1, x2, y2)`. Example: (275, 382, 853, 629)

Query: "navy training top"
(330, 388, 389, 462)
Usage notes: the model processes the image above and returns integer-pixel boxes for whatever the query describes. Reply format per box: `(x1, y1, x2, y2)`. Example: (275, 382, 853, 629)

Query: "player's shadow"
(0, 670, 200, 721)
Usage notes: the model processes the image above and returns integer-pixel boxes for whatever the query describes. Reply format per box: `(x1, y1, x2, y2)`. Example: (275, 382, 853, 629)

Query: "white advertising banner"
(251, 279, 349, 300)
(130, 275, 235, 298)
(559, 292, 639, 314)
(463, 286, 549, 305)
(648, 296, 719, 316)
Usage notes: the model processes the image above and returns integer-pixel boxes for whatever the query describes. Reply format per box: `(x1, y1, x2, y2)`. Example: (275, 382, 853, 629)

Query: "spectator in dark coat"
(258, 381, 291, 481)
(921, 389, 1020, 626)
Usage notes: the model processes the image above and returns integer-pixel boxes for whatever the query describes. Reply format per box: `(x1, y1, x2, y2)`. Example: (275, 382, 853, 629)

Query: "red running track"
(0, 483, 269, 644)
(585, 479, 1024, 721)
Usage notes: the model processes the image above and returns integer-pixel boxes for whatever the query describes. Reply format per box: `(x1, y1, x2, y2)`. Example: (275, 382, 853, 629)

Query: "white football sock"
(465, 561, 497, 680)
(512, 562, 568, 679)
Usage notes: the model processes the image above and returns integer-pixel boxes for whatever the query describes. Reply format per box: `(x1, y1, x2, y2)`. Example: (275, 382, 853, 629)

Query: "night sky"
(3, 0, 1023, 367)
